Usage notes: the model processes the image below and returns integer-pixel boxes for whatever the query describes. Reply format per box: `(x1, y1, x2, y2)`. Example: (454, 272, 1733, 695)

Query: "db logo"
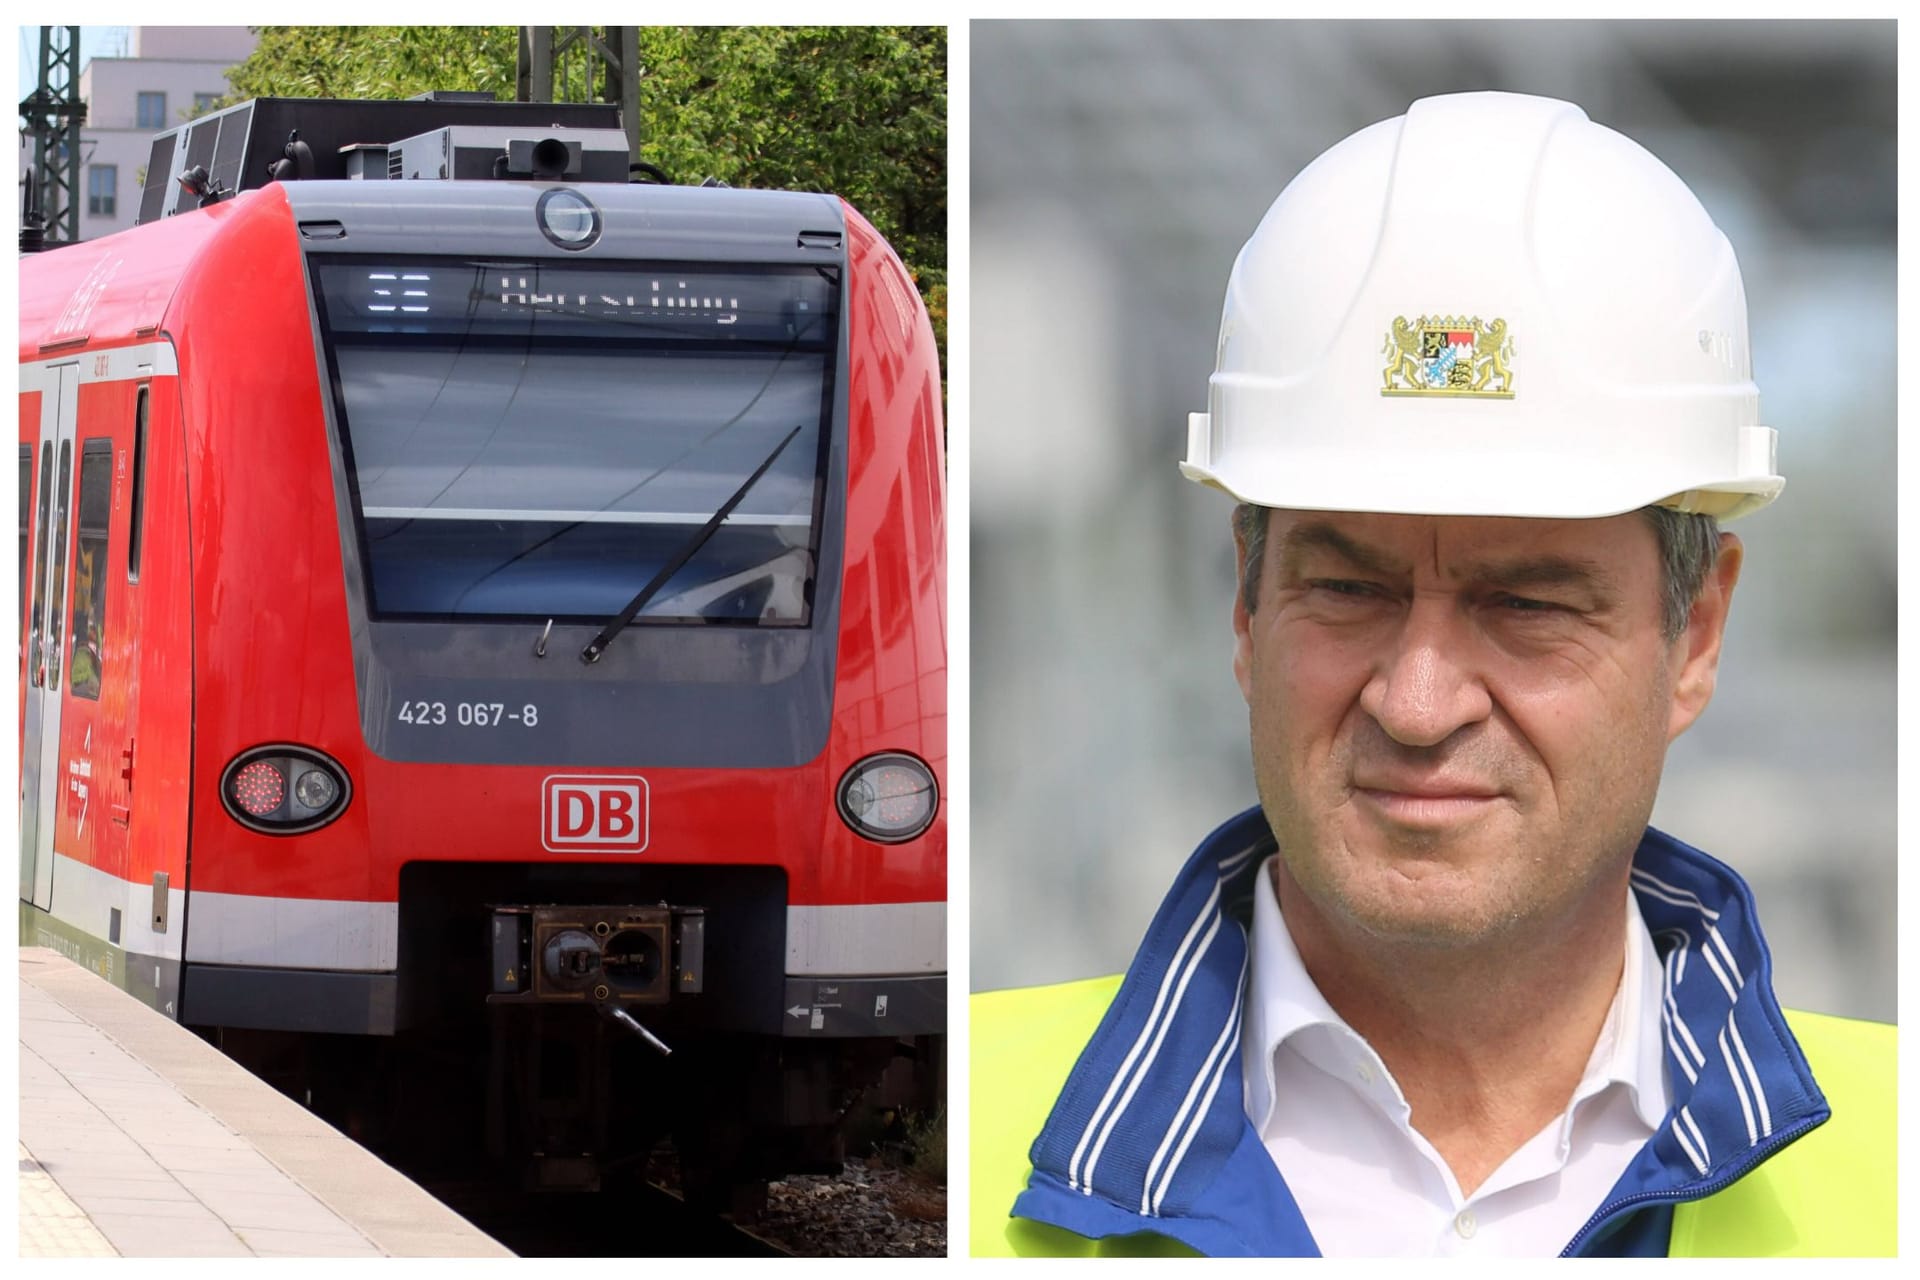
(541, 775, 650, 852)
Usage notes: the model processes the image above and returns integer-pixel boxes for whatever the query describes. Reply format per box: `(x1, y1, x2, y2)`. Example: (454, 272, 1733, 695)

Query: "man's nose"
(1357, 593, 1493, 748)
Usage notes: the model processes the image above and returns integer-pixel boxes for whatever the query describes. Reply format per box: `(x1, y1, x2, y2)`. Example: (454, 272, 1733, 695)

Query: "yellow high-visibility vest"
(970, 977, 1894, 1258)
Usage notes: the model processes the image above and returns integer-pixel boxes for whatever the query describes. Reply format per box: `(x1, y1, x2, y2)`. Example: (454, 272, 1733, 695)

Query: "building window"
(136, 91, 166, 129)
(193, 92, 221, 116)
(87, 165, 117, 217)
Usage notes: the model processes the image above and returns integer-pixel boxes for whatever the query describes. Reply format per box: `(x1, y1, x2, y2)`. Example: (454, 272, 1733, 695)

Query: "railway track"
(422, 1172, 790, 1258)
(203, 1025, 943, 1256)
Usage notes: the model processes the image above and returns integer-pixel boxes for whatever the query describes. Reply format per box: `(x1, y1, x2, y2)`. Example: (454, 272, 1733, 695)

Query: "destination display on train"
(314, 261, 837, 344)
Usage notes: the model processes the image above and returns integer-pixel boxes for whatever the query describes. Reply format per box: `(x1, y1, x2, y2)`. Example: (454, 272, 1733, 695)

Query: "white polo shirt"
(1240, 855, 1672, 1256)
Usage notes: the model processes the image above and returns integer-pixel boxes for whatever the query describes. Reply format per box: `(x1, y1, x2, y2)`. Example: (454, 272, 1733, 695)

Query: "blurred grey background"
(970, 19, 1895, 1023)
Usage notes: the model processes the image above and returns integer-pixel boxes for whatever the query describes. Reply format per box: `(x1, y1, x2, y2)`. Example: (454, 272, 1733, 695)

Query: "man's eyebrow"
(1276, 522, 1409, 578)
(1277, 523, 1623, 605)
(1462, 554, 1621, 606)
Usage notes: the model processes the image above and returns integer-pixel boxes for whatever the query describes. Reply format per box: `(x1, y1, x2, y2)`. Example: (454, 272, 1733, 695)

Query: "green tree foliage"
(224, 26, 946, 369)
(226, 27, 519, 103)
(637, 27, 945, 352)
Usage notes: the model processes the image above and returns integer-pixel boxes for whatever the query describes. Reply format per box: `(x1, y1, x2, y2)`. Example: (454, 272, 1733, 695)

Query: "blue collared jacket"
(1006, 807, 1845, 1257)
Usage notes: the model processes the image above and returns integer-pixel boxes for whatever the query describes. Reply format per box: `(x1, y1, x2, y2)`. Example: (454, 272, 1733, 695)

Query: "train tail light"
(230, 760, 285, 817)
(220, 745, 352, 834)
(835, 752, 938, 844)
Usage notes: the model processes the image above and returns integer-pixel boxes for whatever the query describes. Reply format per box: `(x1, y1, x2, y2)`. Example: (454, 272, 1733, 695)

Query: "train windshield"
(311, 258, 837, 625)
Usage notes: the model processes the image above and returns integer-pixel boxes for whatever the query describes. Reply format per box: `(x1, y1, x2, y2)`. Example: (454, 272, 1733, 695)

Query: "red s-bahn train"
(18, 96, 944, 1198)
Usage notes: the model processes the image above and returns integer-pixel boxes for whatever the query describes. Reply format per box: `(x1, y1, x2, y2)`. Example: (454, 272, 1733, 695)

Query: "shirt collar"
(1241, 857, 1673, 1136)
(1613, 883, 1675, 1130)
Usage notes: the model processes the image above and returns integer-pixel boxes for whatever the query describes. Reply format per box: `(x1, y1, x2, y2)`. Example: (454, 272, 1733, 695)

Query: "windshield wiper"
(580, 423, 805, 664)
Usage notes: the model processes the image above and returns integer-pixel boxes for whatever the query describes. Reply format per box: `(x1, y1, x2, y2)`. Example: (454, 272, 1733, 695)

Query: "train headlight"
(221, 745, 352, 835)
(835, 752, 938, 844)
(294, 768, 339, 810)
(536, 187, 602, 251)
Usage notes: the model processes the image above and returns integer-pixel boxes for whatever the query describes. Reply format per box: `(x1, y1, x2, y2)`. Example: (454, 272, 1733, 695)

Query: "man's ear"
(1668, 532, 1743, 742)
(1232, 512, 1256, 704)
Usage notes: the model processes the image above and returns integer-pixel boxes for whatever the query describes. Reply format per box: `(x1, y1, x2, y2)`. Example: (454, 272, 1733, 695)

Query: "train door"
(20, 362, 79, 911)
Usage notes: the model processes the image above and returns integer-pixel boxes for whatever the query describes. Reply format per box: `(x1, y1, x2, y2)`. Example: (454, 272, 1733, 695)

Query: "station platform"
(18, 946, 513, 1257)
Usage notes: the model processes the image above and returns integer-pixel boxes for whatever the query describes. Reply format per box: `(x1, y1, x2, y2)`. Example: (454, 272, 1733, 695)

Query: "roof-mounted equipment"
(133, 94, 630, 225)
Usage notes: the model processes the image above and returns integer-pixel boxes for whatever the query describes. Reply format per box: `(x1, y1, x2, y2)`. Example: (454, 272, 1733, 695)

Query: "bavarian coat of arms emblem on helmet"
(1381, 315, 1515, 398)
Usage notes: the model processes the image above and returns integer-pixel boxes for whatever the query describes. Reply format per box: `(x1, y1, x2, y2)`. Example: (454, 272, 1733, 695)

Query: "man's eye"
(1495, 593, 1561, 613)
(1310, 579, 1383, 599)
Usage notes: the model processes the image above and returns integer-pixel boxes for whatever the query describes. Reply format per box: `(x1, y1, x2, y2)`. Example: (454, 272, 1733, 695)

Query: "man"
(970, 92, 1894, 1258)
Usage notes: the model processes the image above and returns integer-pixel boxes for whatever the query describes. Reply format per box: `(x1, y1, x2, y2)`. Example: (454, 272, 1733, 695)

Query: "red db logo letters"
(542, 775, 650, 852)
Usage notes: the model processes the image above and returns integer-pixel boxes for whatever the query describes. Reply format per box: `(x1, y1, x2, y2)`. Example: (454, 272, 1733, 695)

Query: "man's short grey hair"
(1233, 503, 1720, 641)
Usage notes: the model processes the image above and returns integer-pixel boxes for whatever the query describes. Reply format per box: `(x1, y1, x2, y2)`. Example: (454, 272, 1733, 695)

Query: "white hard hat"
(1182, 92, 1782, 521)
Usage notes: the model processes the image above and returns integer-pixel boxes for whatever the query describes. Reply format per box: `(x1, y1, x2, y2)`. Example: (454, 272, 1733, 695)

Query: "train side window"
(128, 386, 148, 582)
(46, 440, 72, 692)
(70, 439, 112, 701)
(28, 444, 52, 686)
(18, 446, 30, 645)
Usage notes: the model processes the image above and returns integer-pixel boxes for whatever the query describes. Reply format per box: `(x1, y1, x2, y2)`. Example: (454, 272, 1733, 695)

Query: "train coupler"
(486, 904, 705, 1006)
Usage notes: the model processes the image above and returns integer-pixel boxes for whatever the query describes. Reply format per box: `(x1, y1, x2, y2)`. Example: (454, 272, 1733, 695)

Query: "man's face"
(1232, 508, 1741, 949)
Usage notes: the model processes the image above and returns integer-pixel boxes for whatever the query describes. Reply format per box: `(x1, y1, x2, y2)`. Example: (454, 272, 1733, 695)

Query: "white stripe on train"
(35, 853, 942, 975)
